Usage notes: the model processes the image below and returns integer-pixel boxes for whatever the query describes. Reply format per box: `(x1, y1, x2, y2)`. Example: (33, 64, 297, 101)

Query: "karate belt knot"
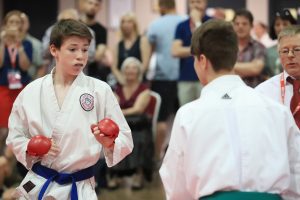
(32, 162, 95, 200)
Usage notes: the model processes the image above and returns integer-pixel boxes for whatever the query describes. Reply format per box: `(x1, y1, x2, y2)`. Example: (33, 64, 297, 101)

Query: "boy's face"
(50, 36, 90, 76)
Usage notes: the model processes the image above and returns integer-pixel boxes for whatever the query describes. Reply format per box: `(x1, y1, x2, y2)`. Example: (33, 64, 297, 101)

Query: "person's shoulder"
(177, 98, 201, 114)
(175, 18, 189, 33)
(252, 38, 266, 49)
(149, 16, 163, 29)
(26, 34, 42, 44)
(266, 44, 278, 55)
(17, 75, 50, 100)
(139, 83, 150, 92)
(83, 75, 112, 91)
(203, 15, 212, 22)
(255, 88, 288, 112)
(244, 82, 285, 109)
(45, 25, 54, 35)
(25, 75, 48, 89)
(177, 18, 189, 26)
(94, 22, 107, 32)
(22, 38, 33, 46)
(267, 44, 277, 50)
(255, 74, 280, 91)
(161, 14, 185, 22)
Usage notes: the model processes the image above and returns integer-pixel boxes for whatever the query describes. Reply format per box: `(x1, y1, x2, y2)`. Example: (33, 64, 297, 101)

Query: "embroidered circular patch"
(80, 93, 94, 111)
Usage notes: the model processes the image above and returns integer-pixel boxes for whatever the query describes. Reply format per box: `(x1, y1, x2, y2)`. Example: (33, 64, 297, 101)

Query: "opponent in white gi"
(160, 20, 300, 200)
(6, 19, 133, 200)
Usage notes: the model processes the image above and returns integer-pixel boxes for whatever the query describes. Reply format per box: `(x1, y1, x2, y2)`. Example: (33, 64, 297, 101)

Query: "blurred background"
(1, 0, 300, 199)
(1, 0, 299, 49)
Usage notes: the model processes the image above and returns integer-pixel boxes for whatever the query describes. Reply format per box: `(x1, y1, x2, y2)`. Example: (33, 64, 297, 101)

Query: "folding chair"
(144, 91, 161, 140)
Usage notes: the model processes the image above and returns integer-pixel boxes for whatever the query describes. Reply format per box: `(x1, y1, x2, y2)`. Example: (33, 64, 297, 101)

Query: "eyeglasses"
(279, 47, 300, 57)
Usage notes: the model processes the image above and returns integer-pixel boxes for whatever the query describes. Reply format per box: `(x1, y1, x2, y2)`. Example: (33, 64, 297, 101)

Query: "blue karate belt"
(32, 162, 95, 200)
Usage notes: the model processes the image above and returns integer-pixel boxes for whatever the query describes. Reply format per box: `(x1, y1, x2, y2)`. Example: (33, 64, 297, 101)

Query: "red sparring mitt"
(90, 118, 119, 138)
(27, 135, 51, 157)
(98, 118, 119, 138)
(91, 118, 119, 141)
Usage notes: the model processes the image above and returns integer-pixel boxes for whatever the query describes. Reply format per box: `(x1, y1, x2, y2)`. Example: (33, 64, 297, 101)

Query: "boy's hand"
(27, 135, 52, 157)
(98, 118, 119, 138)
(91, 124, 115, 149)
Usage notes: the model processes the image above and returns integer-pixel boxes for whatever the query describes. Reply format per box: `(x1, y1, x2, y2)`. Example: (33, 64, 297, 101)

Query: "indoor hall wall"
(90, 0, 187, 52)
(65, 0, 267, 50)
(247, 0, 268, 24)
(0, 0, 269, 49)
(58, 0, 186, 51)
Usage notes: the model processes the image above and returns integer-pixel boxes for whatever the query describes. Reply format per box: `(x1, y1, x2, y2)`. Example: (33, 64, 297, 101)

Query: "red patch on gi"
(80, 93, 94, 111)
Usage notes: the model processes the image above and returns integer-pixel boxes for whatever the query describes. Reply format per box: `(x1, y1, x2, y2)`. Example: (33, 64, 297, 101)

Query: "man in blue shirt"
(147, 0, 184, 162)
(172, 0, 211, 106)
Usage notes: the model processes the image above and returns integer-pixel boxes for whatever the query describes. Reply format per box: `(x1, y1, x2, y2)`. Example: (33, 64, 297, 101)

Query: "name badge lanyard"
(7, 45, 18, 68)
(280, 72, 300, 115)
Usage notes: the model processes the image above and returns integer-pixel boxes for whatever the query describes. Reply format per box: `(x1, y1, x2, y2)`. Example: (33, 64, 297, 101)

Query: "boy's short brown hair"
(50, 19, 92, 49)
(191, 19, 238, 72)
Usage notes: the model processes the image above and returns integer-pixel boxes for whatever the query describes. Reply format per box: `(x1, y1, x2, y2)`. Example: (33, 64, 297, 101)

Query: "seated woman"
(108, 57, 153, 190)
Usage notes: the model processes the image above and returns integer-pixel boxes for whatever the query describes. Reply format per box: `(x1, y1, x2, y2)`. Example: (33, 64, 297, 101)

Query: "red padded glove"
(98, 118, 119, 138)
(27, 135, 51, 157)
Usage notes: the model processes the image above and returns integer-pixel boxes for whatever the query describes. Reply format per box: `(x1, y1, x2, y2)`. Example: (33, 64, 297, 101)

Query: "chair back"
(144, 91, 161, 140)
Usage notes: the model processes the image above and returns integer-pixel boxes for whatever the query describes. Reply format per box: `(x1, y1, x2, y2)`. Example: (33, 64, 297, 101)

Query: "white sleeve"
(102, 86, 133, 167)
(159, 111, 193, 200)
(6, 93, 38, 169)
(282, 110, 300, 200)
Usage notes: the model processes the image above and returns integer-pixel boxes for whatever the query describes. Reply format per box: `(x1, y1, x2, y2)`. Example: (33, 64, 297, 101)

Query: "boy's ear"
(199, 54, 208, 71)
(49, 44, 57, 57)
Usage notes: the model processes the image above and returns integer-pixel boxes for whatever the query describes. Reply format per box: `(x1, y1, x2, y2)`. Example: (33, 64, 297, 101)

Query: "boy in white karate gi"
(6, 19, 133, 200)
(159, 19, 300, 200)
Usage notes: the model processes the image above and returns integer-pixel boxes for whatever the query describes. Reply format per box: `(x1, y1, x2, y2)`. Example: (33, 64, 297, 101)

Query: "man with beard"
(80, 0, 114, 88)
(80, 0, 107, 46)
